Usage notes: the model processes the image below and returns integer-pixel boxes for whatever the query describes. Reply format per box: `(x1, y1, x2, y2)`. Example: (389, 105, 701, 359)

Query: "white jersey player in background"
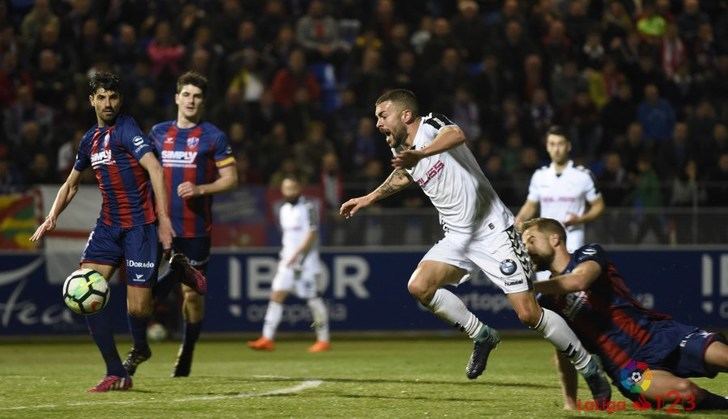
(340, 90, 610, 405)
(515, 126, 604, 253)
(248, 176, 330, 353)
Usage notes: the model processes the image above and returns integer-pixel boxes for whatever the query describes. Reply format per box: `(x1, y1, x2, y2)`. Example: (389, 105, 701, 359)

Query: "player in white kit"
(340, 90, 610, 405)
(515, 126, 604, 252)
(248, 176, 330, 353)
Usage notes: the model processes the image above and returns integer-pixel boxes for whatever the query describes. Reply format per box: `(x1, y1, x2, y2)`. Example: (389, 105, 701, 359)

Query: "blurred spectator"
(295, 0, 348, 66)
(353, 116, 384, 171)
(421, 17, 457, 66)
(210, 86, 246, 129)
(57, 128, 83, 180)
(147, 20, 185, 80)
(112, 23, 142, 74)
(33, 49, 71, 108)
(350, 47, 387, 110)
(20, 0, 58, 46)
(637, 84, 676, 143)
(269, 157, 307, 189)
(615, 122, 647, 172)
(4, 84, 53, 145)
(0, 156, 24, 193)
(452, 85, 481, 140)
(263, 25, 299, 71)
(527, 87, 553, 140)
(597, 151, 632, 243)
(258, 0, 288, 43)
(669, 159, 705, 243)
(550, 60, 585, 113)
(636, 1, 668, 41)
(677, 0, 708, 45)
(656, 122, 693, 179)
(234, 152, 263, 185)
(25, 152, 55, 184)
(294, 120, 335, 178)
(661, 24, 687, 79)
(601, 83, 636, 146)
(630, 155, 668, 244)
(580, 30, 605, 70)
(451, 0, 488, 64)
(270, 48, 320, 110)
(259, 122, 290, 180)
(319, 151, 343, 210)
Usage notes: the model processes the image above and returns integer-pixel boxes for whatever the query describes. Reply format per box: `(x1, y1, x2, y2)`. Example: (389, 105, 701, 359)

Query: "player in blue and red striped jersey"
(140, 71, 237, 377)
(31, 72, 174, 392)
(522, 218, 728, 411)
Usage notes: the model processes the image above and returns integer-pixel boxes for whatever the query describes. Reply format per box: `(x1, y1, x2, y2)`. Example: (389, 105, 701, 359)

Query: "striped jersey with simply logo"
(149, 121, 235, 237)
(74, 114, 156, 228)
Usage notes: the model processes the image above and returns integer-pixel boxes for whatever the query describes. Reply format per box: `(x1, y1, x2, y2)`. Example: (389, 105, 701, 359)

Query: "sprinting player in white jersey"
(340, 90, 610, 405)
(248, 176, 330, 352)
(515, 126, 604, 253)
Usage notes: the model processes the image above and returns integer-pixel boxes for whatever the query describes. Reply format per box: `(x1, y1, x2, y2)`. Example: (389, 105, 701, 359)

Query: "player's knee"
(128, 302, 152, 318)
(407, 278, 434, 303)
(515, 306, 541, 328)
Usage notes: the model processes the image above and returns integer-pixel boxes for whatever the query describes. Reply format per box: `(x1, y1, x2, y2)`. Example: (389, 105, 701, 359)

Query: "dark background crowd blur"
(1, 0, 727, 214)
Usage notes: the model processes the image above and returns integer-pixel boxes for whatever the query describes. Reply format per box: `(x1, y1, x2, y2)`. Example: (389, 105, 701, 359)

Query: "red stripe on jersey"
(204, 148, 215, 233)
(129, 152, 156, 224)
(575, 316, 631, 369)
(610, 308, 651, 346)
(90, 129, 112, 226)
(163, 124, 178, 221)
(105, 127, 133, 227)
(183, 126, 202, 236)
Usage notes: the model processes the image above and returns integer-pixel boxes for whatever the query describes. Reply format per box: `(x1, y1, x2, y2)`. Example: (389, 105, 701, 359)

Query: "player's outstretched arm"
(392, 126, 465, 169)
(177, 165, 238, 199)
(534, 260, 602, 294)
(340, 168, 412, 219)
(139, 153, 174, 251)
(30, 169, 83, 242)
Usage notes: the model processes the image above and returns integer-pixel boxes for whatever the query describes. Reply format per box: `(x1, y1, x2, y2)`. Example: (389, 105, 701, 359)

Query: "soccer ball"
(62, 268, 110, 315)
(147, 323, 168, 342)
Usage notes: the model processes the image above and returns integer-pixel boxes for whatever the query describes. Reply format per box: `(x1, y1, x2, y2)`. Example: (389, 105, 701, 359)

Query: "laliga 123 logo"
(620, 360, 653, 393)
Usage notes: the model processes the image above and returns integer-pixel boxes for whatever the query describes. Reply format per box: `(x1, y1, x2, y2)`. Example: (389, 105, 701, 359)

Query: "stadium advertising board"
(0, 250, 727, 335)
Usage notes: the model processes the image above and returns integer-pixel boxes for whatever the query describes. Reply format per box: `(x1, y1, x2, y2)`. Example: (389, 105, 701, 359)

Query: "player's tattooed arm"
(340, 169, 412, 219)
(373, 168, 412, 200)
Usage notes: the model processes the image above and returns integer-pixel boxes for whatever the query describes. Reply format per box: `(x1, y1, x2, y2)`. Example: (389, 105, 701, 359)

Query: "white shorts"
(271, 260, 320, 299)
(422, 226, 534, 294)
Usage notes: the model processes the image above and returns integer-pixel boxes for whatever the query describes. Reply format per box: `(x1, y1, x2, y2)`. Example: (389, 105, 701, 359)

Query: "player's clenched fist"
(339, 196, 371, 219)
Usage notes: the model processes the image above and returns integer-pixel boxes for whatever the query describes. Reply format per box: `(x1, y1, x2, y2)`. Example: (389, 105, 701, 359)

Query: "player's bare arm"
(555, 350, 578, 410)
(515, 200, 539, 232)
(534, 260, 602, 294)
(30, 169, 83, 242)
(139, 152, 174, 251)
(340, 168, 412, 218)
(392, 126, 465, 169)
(287, 229, 318, 267)
(177, 164, 238, 199)
(565, 196, 605, 227)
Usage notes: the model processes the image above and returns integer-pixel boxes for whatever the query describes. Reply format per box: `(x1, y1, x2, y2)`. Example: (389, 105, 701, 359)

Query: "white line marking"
(1, 380, 323, 411)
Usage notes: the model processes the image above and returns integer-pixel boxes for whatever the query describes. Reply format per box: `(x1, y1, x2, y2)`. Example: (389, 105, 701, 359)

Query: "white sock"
(262, 301, 283, 340)
(534, 308, 591, 371)
(427, 289, 486, 339)
(307, 297, 329, 342)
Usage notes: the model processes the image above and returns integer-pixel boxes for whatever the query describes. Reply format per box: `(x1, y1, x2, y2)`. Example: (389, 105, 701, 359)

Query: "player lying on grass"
(522, 217, 728, 410)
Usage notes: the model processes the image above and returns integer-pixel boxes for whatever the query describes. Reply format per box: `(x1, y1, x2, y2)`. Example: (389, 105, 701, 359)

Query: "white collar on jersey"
(549, 159, 574, 174)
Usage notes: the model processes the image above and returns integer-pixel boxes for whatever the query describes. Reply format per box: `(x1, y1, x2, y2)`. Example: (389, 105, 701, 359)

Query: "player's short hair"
(521, 218, 567, 243)
(546, 125, 570, 142)
(176, 71, 208, 97)
(282, 174, 302, 184)
(89, 72, 121, 95)
(376, 89, 419, 116)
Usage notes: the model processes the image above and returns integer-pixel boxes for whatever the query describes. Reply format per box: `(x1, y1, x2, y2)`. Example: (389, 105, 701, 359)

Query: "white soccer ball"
(62, 268, 110, 315)
(147, 323, 168, 342)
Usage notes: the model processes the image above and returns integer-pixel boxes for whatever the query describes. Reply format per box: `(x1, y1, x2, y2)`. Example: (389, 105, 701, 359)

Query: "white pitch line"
(1, 380, 323, 411)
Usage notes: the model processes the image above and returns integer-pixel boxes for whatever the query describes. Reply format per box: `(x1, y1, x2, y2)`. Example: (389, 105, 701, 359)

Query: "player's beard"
(530, 250, 554, 272)
(389, 125, 408, 150)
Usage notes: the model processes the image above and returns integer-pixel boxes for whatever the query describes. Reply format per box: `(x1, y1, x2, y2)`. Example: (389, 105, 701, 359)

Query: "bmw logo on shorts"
(500, 259, 517, 275)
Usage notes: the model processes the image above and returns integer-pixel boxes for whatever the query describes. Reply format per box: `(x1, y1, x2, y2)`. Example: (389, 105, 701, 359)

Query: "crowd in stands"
(1, 0, 727, 219)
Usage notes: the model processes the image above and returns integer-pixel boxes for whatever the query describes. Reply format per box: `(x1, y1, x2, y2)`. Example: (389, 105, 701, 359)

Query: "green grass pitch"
(1, 336, 726, 418)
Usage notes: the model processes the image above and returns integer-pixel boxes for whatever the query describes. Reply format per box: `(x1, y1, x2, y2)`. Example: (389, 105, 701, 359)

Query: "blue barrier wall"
(1, 249, 727, 335)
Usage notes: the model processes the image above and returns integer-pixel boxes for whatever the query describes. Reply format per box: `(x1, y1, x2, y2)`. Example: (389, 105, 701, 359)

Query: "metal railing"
(318, 207, 728, 247)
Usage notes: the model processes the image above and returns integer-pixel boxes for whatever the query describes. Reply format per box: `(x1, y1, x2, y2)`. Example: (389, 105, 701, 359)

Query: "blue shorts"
(172, 236, 210, 273)
(81, 221, 159, 287)
(612, 320, 726, 399)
